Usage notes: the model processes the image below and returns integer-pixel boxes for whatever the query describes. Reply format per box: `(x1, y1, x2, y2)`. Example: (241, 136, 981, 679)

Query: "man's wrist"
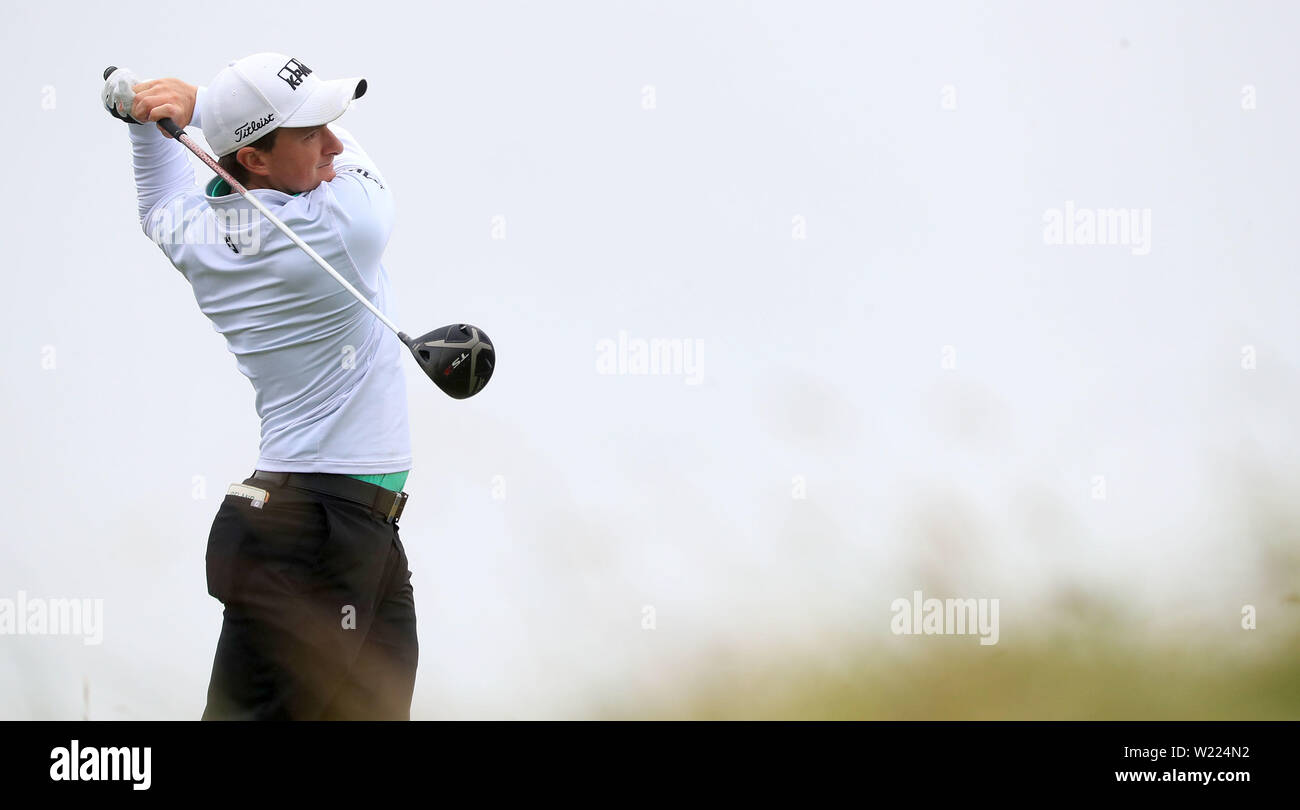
(191, 85, 208, 130)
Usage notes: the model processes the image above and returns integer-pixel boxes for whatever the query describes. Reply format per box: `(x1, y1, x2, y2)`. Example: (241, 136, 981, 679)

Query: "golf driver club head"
(404, 324, 495, 399)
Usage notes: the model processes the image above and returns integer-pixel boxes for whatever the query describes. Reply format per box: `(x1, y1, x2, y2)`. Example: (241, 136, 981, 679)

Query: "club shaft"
(167, 123, 405, 339)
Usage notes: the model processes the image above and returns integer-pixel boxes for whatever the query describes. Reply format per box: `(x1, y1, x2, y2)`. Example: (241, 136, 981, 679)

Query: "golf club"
(103, 65, 494, 399)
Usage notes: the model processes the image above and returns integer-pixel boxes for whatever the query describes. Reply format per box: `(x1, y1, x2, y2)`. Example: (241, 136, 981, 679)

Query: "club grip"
(158, 118, 185, 139)
(102, 66, 184, 137)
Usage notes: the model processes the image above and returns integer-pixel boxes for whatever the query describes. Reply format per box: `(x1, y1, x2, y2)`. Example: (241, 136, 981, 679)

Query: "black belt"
(251, 470, 409, 525)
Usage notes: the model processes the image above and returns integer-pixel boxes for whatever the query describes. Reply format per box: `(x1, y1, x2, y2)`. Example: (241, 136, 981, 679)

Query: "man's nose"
(323, 128, 344, 156)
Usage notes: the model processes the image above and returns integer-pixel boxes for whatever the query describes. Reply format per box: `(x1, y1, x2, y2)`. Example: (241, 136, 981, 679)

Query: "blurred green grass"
(595, 615, 1300, 720)
(589, 456, 1300, 720)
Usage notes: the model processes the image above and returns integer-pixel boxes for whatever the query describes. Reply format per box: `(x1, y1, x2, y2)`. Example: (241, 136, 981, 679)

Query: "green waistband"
(347, 471, 409, 492)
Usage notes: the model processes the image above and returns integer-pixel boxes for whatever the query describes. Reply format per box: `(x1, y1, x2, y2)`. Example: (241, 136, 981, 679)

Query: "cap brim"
(279, 77, 367, 129)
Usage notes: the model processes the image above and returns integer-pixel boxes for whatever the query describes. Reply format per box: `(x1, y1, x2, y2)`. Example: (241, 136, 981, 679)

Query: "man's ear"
(237, 145, 272, 178)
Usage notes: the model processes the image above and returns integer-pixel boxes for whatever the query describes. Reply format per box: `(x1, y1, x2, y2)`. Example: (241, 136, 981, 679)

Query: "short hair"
(216, 127, 281, 188)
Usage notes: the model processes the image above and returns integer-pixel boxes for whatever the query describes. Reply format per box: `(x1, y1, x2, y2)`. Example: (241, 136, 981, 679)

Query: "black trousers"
(202, 474, 418, 720)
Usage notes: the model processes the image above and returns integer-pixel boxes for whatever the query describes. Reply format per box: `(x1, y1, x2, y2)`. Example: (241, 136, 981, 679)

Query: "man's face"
(240, 124, 344, 194)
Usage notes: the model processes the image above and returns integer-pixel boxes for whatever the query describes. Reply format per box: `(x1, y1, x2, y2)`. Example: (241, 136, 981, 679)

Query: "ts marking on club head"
(418, 329, 494, 381)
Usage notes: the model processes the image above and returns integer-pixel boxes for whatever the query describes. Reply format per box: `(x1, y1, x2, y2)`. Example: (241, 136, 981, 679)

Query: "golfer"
(105, 53, 417, 720)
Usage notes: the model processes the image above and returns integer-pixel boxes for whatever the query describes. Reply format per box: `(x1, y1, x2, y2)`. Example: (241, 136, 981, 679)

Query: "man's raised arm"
(106, 72, 206, 227)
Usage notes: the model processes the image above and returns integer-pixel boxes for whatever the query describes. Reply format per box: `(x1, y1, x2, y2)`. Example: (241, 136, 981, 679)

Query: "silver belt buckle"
(386, 491, 408, 523)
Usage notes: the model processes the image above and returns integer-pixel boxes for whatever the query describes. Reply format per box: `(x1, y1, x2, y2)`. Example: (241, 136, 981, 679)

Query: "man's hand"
(102, 66, 143, 123)
(130, 78, 198, 137)
(102, 68, 197, 138)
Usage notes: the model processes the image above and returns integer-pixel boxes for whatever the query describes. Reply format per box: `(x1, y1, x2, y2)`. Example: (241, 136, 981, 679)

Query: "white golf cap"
(204, 52, 367, 157)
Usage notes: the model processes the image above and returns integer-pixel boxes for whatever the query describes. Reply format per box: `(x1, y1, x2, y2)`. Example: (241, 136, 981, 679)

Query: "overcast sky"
(2, 0, 1298, 718)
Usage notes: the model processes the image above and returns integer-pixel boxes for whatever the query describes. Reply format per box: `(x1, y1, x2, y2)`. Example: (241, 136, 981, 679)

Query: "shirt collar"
(204, 175, 303, 212)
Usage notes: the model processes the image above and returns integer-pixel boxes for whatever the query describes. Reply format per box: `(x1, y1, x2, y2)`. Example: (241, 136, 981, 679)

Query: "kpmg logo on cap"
(278, 57, 313, 90)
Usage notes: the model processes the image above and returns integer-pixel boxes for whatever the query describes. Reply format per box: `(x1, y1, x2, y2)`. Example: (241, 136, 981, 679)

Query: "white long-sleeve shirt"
(128, 86, 411, 474)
